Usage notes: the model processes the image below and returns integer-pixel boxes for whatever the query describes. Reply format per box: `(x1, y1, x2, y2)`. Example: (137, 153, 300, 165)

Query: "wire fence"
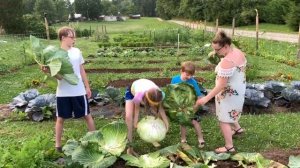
(0, 33, 46, 42)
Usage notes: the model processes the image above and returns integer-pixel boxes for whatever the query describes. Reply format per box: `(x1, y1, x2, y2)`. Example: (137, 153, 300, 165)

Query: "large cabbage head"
(99, 121, 128, 156)
(137, 116, 167, 147)
(163, 83, 197, 126)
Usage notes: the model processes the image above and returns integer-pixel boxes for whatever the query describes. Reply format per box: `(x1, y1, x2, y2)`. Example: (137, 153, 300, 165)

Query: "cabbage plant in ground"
(25, 35, 79, 85)
(163, 83, 197, 126)
(137, 116, 167, 147)
(62, 121, 127, 168)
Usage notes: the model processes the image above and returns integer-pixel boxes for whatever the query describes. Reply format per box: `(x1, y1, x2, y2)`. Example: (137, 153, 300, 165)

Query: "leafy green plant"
(63, 121, 127, 168)
(121, 152, 170, 168)
(137, 116, 167, 147)
(163, 83, 197, 126)
(25, 36, 79, 85)
(288, 155, 300, 168)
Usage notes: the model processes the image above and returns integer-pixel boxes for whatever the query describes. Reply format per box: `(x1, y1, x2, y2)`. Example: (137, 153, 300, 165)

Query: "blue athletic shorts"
(124, 86, 134, 100)
(56, 95, 90, 119)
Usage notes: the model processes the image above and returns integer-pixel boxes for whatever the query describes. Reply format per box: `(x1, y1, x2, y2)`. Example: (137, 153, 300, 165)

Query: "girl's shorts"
(124, 86, 134, 100)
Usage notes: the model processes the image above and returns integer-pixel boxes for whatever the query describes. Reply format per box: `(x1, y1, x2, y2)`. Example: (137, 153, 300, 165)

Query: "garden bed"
(85, 65, 215, 74)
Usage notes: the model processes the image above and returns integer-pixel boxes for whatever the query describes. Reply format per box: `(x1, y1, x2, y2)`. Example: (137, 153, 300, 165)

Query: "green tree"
(132, 0, 156, 16)
(53, 0, 69, 21)
(34, 0, 56, 23)
(261, 0, 292, 24)
(0, 0, 24, 33)
(66, 0, 75, 20)
(74, 0, 102, 19)
(23, 0, 36, 14)
(286, 2, 300, 31)
(156, 0, 180, 20)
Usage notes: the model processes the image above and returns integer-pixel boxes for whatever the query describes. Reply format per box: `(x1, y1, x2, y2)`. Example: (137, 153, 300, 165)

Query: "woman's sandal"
(181, 139, 188, 143)
(233, 128, 244, 136)
(215, 146, 236, 154)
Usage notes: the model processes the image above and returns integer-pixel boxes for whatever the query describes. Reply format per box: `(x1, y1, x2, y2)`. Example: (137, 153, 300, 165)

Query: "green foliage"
(286, 2, 300, 31)
(260, 0, 292, 24)
(121, 152, 170, 168)
(26, 36, 79, 85)
(0, 135, 59, 168)
(63, 121, 127, 167)
(34, 0, 56, 22)
(163, 83, 197, 126)
(74, 0, 102, 19)
(288, 155, 300, 168)
(0, 0, 24, 34)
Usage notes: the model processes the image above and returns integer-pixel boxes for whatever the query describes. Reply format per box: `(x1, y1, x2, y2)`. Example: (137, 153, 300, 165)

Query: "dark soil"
(0, 104, 11, 120)
(262, 148, 300, 166)
(85, 65, 215, 74)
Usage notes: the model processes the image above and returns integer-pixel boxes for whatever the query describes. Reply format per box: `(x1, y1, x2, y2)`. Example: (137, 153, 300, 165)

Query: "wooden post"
(177, 33, 180, 53)
(297, 23, 300, 59)
(44, 13, 50, 41)
(232, 17, 235, 37)
(215, 18, 219, 33)
(255, 9, 259, 52)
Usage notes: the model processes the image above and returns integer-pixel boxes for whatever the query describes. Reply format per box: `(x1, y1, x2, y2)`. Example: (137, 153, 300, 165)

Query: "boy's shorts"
(124, 86, 134, 100)
(56, 95, 90, 119)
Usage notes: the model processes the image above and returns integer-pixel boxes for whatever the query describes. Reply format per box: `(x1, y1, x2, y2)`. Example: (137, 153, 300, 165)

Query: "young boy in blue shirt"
(171, 61, 205, 148)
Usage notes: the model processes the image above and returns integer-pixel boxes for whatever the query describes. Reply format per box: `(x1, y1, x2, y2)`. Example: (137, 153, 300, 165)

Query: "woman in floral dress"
(195, 30, 246, 153)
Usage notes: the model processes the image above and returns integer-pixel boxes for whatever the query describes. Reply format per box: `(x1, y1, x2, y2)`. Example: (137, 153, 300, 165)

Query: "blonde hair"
(212, 30, 231, 47)
(145, 88, 163, 106)
(181, 61, 196, 75)
(57, 26, 75, 41)
(144, 88, 163, 117)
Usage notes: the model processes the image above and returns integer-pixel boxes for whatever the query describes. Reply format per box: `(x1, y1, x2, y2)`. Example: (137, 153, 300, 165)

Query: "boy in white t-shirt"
(42, 26, 95, 152)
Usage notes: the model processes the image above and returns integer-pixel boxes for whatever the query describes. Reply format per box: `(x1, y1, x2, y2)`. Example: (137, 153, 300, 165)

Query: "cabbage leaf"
(26, 35, 79, 85)
(121, 152, 170, 168)
(163, 83, 197, 126)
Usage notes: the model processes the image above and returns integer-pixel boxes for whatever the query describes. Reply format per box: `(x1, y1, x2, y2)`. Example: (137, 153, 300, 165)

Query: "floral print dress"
(215, 57, 247, 123)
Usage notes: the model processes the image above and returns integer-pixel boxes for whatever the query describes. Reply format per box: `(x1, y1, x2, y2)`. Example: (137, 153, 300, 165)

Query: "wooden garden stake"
(298, 23, 300, 59)
(255, 9, 259, 52)
(215, 18, 219, 33)
(44, 12, 50, 41)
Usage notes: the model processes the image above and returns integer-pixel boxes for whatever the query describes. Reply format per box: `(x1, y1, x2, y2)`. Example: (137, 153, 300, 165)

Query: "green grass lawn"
(1, 113, 300, 154)
(53, 17, 183, 34)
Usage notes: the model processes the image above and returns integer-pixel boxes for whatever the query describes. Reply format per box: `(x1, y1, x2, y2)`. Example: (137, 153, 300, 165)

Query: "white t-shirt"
(56, 47, 86, 97)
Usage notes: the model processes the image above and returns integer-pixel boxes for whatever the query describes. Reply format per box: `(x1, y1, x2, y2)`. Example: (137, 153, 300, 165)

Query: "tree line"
(0, 0, 156, 34)
(0, 0, 299, 34)
(156, 0, 299, 31)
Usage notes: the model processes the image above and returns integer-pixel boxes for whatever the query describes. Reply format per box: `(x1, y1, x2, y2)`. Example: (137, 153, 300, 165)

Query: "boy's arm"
(80, 64, 91, 98)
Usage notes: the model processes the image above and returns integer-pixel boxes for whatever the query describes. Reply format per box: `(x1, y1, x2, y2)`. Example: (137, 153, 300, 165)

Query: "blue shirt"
(171, 75, 202, 97)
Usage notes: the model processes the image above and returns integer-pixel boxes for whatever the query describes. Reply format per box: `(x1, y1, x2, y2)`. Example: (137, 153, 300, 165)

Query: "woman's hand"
(40, 65, 50, 74)
(195, 97, 209, 108)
